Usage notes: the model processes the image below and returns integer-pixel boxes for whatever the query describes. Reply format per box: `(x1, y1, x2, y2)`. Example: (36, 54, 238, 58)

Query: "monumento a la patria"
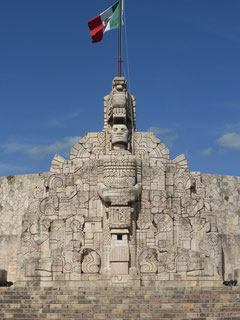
(1, 77, 240, 287)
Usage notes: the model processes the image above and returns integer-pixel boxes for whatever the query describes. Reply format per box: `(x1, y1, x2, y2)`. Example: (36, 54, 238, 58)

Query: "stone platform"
(14, 278, 223, 288)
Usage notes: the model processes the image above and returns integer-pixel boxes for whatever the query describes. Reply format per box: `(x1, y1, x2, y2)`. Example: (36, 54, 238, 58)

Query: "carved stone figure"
(16, 77, 224, 285)
(97, 125, 142, 205)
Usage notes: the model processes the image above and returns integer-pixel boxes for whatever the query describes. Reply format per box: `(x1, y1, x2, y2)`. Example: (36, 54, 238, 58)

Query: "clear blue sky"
(1, 0, 240, 177)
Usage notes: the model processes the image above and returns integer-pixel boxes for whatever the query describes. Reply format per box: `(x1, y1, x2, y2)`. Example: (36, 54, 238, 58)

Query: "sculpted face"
(111, 124, 128, 146)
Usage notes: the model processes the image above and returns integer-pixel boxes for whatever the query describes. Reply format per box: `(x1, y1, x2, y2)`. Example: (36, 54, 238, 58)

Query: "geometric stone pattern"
(0, 77, 240, 286)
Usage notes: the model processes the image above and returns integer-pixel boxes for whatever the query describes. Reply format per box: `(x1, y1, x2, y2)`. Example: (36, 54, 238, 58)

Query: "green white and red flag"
(88, 1, 122, 43)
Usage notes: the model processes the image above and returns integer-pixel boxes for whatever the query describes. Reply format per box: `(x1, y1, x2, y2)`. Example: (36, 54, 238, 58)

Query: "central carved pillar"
(97, 77, 141, 275)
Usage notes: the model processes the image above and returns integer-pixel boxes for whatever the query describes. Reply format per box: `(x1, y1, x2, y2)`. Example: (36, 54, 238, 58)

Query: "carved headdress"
(103, 77, 136, 152)
(104, 77, 136, 130)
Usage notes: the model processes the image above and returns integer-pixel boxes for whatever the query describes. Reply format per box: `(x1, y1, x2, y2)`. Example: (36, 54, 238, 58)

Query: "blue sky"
(1, 0, 240, 177)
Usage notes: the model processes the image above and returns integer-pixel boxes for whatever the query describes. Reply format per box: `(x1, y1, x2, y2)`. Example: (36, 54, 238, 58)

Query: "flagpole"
(118, 0, 122, 77)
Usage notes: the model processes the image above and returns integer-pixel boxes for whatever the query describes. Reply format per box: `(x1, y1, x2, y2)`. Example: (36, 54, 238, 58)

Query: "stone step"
(1, 286, 240, 320)
(1, 293, 240, 300)
(1, 287, 239, 293)
(0, 313, 240, 319)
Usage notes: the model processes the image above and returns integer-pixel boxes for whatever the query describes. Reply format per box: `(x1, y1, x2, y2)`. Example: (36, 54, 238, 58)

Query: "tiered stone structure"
(0, 77, 240, 287)
(1, 286, 240, 319)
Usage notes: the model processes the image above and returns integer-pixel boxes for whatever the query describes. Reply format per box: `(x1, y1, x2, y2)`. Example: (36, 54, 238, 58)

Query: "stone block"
(234, 269, 240, 284)
(0, 269, 7, 281)
(111, 262, 129, 275)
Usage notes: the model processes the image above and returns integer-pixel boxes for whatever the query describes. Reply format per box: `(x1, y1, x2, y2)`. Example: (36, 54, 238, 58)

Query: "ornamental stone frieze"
(0, 77, 240, 286)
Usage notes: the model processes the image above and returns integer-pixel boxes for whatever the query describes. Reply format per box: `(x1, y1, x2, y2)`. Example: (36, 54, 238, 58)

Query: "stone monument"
(0, 77, 240, 287)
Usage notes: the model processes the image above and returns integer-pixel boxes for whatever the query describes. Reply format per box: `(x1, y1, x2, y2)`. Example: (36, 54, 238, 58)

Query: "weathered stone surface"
(0, 174, 43, 281)
(1, 286, 240, 320)
(0, 77, 239, 286)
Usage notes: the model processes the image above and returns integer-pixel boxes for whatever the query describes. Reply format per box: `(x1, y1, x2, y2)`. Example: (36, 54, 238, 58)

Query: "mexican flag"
(88, 1, 122, 43)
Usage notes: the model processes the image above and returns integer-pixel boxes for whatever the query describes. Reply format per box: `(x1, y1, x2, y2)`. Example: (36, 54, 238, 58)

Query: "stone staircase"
(0, 285, 240, 320)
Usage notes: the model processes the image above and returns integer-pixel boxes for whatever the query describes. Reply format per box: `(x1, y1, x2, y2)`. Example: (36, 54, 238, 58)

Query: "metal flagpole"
(118, 0, 123, 77)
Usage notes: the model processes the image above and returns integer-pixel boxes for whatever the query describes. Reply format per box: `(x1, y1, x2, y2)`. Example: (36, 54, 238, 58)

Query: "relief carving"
(18, 76, 223, 284)
(158, 248, 177, 273)
(81, 249, 101, 274)
(154, 213, 173, 233)
(139, 249, 158, 273)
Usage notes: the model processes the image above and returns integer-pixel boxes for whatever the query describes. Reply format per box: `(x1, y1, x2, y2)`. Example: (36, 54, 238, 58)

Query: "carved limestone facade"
(0, 77, 240, 286)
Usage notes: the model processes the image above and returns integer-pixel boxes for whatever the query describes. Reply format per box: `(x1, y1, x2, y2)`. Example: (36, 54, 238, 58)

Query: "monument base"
(14, 276, 224, 288)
